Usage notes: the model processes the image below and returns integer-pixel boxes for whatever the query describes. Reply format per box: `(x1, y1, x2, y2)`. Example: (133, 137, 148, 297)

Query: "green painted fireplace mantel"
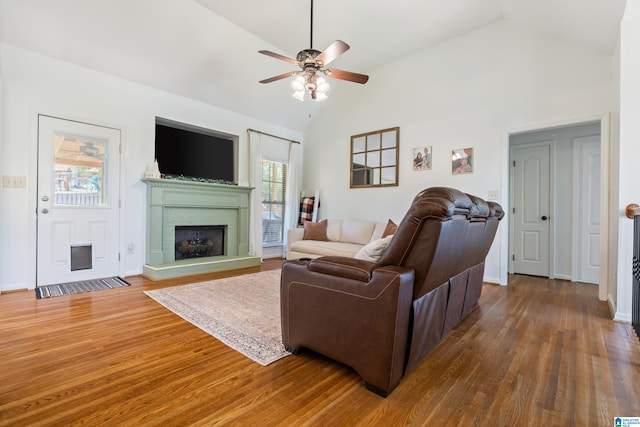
(142, 178, 261, 280)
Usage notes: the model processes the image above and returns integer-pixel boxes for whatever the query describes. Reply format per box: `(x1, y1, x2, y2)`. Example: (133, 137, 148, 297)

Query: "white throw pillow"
(354, 235, 394, 262)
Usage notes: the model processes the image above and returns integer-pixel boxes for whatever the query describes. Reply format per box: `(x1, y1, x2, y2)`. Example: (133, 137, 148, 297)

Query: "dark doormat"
(35, 277, 131, 299)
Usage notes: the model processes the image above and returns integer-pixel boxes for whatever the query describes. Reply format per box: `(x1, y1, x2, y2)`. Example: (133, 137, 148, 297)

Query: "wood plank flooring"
(1, 261, 639, 426)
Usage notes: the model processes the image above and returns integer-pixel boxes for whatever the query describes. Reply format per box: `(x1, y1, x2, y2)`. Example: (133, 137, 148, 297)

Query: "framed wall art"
(412, 146, 432, 171)
(452, 148, 473, 174)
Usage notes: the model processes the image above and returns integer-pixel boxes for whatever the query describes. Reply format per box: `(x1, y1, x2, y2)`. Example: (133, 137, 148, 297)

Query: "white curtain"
(248, 130, 263, 260)
(283, 142, 302, 257)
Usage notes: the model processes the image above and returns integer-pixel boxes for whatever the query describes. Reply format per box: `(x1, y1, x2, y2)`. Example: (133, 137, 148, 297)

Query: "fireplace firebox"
(175, 225, 225, 260)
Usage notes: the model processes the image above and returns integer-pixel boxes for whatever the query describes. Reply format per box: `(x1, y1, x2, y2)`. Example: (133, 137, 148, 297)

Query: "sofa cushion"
(290, 240, 363, 258)
(326, 220, 343, 242)
(303, 219, 329, 241)
(354, 235, 394, 262)
(340, 220, 377, 245)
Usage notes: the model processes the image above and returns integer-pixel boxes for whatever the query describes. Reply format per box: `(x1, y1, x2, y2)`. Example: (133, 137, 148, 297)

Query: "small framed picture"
(412, 146, 432, 171)
(452, 148, 473, 174)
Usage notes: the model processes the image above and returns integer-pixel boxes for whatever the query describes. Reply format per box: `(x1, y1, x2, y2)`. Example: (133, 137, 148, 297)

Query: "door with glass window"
(36, 115, 121, 286)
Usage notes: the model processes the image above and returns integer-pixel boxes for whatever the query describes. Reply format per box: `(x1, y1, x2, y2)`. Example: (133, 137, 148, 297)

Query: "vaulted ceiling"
(0, 0, 627, 131)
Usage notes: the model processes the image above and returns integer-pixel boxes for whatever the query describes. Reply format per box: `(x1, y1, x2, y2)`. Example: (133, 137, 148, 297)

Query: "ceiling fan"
(258, 0, 369, 101)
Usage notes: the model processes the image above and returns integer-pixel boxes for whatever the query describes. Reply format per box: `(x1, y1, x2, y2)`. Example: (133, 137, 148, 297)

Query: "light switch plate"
(488, 190, 500, 200)
(3, 176, 26, 188)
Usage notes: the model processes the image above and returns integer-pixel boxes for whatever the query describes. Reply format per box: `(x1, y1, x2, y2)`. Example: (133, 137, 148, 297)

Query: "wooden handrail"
(626, 203, 640, 219)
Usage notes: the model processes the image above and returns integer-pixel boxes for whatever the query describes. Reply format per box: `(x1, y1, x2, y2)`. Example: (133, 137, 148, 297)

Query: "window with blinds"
(261, 159, 287, 246)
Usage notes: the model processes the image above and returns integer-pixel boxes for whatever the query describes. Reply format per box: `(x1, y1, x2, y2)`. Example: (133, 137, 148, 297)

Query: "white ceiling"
(0, 0, 627, 131)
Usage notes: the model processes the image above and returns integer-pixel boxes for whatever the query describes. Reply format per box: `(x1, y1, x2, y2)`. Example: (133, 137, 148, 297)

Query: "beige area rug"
(144, 269, 290, 366)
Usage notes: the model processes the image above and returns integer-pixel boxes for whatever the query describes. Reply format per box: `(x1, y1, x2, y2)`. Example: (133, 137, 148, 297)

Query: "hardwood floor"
(1, 262, 638, 426)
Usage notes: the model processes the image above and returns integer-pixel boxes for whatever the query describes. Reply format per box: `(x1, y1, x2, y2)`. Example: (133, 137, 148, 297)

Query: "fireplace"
(142, 178, 261, 280)
(175, 225, 225, 260)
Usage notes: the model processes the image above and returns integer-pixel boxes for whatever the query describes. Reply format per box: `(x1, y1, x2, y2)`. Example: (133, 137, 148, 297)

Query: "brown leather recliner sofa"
(280, 187, 504, 396)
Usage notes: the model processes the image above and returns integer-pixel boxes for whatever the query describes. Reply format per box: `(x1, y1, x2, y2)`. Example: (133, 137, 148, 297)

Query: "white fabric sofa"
(286, 219, 391, 260)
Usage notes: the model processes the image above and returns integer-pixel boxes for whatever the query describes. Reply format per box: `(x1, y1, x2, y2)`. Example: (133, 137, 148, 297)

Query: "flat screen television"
(154, 118, 238, 184)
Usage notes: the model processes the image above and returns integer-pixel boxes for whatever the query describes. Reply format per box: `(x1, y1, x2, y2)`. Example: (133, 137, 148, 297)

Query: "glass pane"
(366, 151, 380, 167)
(381, 148, 396, 166)
(382, 167, 396, 184)
(381, 130, 397, 148)
(372, 168, 380, 185)
(353, 137, 366, 153)
(262, 203, 284, 244)
(353, 153, 366, 167)
(53, 135, 106, 206)
(367, 133, 381, 150)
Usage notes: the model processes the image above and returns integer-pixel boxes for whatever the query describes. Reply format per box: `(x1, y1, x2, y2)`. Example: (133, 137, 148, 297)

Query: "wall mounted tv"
(154, 118, 238, 184)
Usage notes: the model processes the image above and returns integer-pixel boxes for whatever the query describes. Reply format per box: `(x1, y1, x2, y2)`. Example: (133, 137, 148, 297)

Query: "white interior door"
(513, 144, 551, 277)
(37, 115, 121, 286)
(575, 136, 601, 284)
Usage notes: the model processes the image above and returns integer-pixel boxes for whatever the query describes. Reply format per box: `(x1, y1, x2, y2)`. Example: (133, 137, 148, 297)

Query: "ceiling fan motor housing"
(297, 49, 321, 64)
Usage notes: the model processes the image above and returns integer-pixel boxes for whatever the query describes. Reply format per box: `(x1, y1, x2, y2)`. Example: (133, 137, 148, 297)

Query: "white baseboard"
(483, 276, 503, 286)
(0, 282, 32, 292)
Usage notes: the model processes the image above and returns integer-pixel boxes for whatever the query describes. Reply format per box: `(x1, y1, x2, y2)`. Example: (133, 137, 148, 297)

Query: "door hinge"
(512, 254, 515, 261)
(119, 253, 121, 261)
(512, 207, 515, 214)
(513, 160, 516, 167)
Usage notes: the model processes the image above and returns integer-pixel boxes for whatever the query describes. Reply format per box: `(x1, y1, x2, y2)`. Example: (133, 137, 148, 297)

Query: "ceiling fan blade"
(324, 68, 369, 84)
(258, 50, 299, 65)
(259, 71, 299, 84)
(315, 40, 349, 67)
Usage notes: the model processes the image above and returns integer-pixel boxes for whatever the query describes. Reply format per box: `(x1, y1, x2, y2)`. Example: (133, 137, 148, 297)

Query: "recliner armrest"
(307, 256, 378, 282)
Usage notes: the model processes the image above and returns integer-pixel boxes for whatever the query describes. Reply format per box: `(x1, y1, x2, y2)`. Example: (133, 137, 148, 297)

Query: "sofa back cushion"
(326, 220, 343, 242)
(340, 220, 377, 245)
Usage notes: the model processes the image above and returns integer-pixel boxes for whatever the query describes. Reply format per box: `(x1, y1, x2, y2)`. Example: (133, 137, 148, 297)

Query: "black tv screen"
(155, 121, 236, 183)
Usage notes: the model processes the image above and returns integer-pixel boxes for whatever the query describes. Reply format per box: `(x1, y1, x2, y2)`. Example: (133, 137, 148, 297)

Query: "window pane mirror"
(350, 127, 399, 188)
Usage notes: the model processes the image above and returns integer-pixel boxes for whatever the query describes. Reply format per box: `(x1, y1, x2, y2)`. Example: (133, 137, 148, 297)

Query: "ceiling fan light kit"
(259, 0, 368, 102)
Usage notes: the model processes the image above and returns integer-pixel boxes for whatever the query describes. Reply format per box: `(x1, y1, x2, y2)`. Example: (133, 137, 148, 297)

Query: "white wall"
(302, 20, 614, 284)
(0, 43, 301, 291)
(615, 3, 640, 322)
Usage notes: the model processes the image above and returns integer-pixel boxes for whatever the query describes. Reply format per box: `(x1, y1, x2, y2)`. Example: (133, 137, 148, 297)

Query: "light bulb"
(316, 77, 330, 94)
(291, 76, 305, 92)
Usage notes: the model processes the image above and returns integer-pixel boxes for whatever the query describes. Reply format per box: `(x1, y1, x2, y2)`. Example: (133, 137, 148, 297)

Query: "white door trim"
(500, 113, 610, 302)
(572, 135, 601, 284)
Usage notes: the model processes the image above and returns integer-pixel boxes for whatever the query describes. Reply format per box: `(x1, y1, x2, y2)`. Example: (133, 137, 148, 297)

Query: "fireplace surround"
(142, 178, 260, 279)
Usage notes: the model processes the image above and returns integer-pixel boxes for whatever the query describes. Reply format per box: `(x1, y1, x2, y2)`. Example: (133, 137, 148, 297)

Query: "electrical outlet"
(3, 176, 26, 188)
(127, 242, 135, 254)
(488, 190, 500, 200)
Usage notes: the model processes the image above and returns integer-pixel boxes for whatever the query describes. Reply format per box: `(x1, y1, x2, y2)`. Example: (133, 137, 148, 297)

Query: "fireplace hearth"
(175, 225, 225, 260)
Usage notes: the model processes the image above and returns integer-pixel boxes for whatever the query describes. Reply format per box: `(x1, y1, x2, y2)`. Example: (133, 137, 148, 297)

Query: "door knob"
(41, 208, 49, 214)
(541, 215, 548, 221)
(41, 195, 49, 202)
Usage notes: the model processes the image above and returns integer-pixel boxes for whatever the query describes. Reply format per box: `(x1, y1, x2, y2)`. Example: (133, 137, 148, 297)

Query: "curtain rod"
(247, 128, 300, 144)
